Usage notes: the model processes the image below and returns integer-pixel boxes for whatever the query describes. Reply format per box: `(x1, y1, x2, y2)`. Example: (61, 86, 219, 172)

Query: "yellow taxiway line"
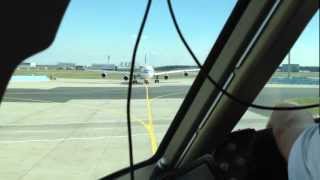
(143, 84, 158, 154)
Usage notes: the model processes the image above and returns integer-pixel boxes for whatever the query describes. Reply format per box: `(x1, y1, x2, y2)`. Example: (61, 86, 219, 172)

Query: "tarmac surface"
(0, 78, 318, 180)
(3, 84, 318, 104)
(3, 83, 318, 117)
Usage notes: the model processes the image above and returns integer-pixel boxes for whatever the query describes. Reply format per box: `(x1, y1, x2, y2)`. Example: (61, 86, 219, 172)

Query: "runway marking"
(0, 127, 127, 133)
(6, 92, 48, 95)
(151, 91, 187, 100)
(137, 88, 188, 154)
(3, 96, 147, 126)
(0, 120, 164, 127)
(3, 96, 55, 103)
(3, 85, 184, 154)
(0, 133, 160, 144)
(141, 84, 158, 154)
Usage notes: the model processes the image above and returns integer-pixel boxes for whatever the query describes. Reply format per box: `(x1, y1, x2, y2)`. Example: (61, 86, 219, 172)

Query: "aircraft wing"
(154, 68, 199, 76)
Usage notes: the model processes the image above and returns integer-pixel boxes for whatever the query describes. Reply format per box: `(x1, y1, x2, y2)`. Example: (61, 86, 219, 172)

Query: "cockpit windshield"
(0, 1, 237, 179)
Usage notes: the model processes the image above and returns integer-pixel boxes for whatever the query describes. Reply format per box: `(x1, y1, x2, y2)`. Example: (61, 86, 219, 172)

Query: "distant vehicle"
(57, 66, 75, 70)
(75, 65, 86, 71)
(101, 65, 199, 83)
(66, 67, 74, 70)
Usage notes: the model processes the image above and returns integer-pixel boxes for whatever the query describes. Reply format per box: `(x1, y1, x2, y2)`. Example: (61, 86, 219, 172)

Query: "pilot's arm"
(267, 103, 320, 180)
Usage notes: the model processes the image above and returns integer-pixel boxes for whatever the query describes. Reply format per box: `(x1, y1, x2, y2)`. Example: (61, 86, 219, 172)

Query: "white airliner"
(101, 65, 199, 84)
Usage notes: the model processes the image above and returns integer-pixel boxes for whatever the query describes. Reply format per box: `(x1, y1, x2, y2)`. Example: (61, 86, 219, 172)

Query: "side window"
(236, 11, 319, 130)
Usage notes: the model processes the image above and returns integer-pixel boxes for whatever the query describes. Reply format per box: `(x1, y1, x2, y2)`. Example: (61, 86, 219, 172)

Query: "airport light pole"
(288, 51, 291, 78)
(144, 53, 147, 65)
(107, 55, 110, 64)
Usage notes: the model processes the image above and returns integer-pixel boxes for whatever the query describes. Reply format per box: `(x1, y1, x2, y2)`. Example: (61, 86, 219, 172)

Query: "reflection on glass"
(236, 11, 319, 130)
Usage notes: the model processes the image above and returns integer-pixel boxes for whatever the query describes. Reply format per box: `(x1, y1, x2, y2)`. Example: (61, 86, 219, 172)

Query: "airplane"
(101, 65, 199, 84)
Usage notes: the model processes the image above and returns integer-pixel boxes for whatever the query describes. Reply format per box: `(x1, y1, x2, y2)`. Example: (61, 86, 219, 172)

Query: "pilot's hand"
(266, 103, 314, 161)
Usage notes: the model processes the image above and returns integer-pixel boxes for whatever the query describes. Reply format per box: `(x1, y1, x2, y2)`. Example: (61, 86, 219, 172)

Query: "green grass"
(13, 69, 198, 79)
(286, 97, 320, 116)
(14, 69, 120, 79)
(13, 69, 319, 81)
(273, 72, 319, 78)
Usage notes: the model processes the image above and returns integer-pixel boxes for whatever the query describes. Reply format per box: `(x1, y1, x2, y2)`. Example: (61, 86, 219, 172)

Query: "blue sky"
(26, 1, 319, 66)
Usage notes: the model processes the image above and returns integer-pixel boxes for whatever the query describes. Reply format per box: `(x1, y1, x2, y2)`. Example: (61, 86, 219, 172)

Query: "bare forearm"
(267, 104, 314, 161)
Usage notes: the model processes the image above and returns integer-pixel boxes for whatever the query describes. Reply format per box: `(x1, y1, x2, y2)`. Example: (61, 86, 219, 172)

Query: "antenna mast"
(144, 53, 147, 65)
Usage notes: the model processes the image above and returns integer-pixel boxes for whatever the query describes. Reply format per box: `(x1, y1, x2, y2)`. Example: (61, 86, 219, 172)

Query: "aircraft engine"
(101, 73, 107, 78)
(123, 76, 129, 81)
(164, 75, 169, 80)
(184, 72, 189, 76)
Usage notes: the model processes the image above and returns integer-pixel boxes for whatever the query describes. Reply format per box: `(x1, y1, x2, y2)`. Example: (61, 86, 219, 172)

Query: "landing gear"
(133, 75, 138, 84)
(155, 75, 160, 83)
